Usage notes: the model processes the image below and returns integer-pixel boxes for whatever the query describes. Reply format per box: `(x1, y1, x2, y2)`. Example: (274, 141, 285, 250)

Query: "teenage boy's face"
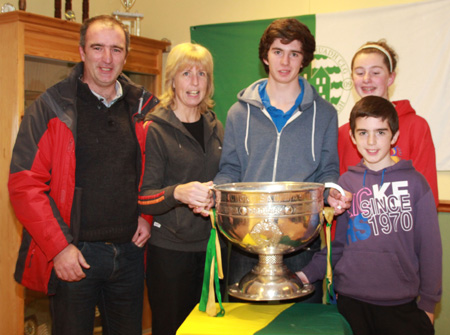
(264, 38, 304, 85)
(350, 116, 399, 171)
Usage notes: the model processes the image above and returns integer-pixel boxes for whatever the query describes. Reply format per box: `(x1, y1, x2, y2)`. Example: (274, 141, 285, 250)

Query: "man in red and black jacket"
(8, 15, 158, 335)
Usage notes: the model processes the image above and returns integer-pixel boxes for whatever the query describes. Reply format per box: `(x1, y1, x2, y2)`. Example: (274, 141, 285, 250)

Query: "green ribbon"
(325, 219, 337, 305)
(199, 208, 225, 317)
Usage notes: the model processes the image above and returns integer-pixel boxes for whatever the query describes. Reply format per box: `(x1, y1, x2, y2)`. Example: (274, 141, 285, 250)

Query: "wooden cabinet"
(0, 11, 169, 334)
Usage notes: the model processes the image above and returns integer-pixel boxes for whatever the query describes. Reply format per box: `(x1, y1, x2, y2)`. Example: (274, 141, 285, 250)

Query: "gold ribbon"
(199, 208, 225, 317)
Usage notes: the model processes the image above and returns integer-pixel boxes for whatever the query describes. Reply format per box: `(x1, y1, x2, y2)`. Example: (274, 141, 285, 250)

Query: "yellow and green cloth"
(178, 303, 352, 335)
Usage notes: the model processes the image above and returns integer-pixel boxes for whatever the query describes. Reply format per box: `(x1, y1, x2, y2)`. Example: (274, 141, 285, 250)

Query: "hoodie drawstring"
(363, 168, 386, 187)
(311, 101, 317, 162)
(246, 100, 316, 163)
(245, 103, 250, 155)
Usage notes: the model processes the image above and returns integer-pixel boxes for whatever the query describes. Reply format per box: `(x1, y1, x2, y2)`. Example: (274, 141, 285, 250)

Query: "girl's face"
(352, 52, 396, 100)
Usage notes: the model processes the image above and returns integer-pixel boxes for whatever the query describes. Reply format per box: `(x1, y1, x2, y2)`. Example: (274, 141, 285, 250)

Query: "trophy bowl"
(213, 181, 326, 301)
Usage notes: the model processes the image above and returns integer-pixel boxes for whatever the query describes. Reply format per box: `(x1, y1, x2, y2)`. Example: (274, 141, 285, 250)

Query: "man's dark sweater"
(75, 81, 138, 243)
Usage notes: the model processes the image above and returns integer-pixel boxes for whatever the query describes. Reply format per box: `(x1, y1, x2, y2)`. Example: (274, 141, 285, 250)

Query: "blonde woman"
(138, 43, 224, 335)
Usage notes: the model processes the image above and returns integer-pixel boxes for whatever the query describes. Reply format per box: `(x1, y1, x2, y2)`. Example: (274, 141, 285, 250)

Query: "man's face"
(264, 38, 304, 85)
(79, 21, 127, 94)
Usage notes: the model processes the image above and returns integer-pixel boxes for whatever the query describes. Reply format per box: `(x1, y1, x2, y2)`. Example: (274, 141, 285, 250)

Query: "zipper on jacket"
(260, 106, 283, 182)
(272, 132, 281, 181)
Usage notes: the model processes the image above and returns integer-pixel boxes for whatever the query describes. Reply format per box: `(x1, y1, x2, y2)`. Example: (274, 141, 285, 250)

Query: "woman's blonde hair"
(160, 43, 215, 113)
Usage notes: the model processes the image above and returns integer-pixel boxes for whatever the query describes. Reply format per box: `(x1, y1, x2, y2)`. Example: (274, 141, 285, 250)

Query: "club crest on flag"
(303, 45, 352, 114)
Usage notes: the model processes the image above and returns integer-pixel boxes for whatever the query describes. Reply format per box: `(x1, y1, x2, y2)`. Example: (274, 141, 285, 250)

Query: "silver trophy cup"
(213, 181, 341, 301)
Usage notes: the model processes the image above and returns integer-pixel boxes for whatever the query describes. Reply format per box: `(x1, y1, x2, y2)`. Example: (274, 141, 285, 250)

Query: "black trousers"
(50, 242, 144, 335)
(146, 244, 226, 335)
(337, 294, 435, 335)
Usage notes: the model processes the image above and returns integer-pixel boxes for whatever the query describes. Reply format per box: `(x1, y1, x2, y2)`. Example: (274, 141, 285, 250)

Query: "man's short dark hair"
(79, 15, 130, 55)
(259, 18, 316, 74)
(349, 96, 399, 137)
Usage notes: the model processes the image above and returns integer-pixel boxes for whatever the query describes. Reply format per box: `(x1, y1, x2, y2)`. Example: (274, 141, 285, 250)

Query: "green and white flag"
(191, 0, 450, 170)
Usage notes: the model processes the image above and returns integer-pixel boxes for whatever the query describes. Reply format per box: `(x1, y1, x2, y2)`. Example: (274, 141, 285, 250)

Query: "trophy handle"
(324, 182, 346, 196)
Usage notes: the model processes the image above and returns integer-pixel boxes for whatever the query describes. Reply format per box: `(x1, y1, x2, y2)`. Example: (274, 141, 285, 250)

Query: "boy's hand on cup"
(327, 188, 352, 215)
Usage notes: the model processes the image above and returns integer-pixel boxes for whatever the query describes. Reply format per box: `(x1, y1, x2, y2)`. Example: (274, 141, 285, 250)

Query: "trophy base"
(228, 257, 315, 301)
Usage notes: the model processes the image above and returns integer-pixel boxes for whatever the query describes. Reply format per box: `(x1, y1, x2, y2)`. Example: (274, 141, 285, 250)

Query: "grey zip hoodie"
(214, 77, 339, 186)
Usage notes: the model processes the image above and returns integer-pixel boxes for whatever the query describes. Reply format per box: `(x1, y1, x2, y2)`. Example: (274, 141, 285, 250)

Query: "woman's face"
(352, 52, 395, 100)
(173, 65, 208, 112)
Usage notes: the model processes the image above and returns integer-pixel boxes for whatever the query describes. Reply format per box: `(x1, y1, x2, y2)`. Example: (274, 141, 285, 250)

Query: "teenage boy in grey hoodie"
(213, 18, 352, 302)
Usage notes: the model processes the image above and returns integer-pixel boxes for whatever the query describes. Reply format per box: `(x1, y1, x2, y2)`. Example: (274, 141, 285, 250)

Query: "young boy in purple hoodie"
(298, 96, 442, 335)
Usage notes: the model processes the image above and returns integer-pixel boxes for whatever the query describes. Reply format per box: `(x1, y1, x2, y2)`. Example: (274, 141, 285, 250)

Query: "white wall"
(27, 0, 426, 46)
(24, 0, 449, 199)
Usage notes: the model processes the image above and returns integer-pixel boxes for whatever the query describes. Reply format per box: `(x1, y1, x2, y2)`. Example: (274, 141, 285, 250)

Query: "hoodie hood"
(392, 100, 416, 118)
(348, 159, 414, 175)
(146, 107, 222, 153)
(237, 77, 318, 112)
(348, 159, 416, 189)
(235, 77, 322, 163)
(147, 107, 220, 136)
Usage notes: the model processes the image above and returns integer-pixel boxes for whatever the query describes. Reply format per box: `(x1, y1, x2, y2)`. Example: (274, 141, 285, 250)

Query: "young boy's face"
(263, 38, 304, 85)
(350, 116, 399, 171)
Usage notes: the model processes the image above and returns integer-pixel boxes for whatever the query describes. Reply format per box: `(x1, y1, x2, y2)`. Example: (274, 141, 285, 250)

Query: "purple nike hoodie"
(302, 159, 442, 313)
